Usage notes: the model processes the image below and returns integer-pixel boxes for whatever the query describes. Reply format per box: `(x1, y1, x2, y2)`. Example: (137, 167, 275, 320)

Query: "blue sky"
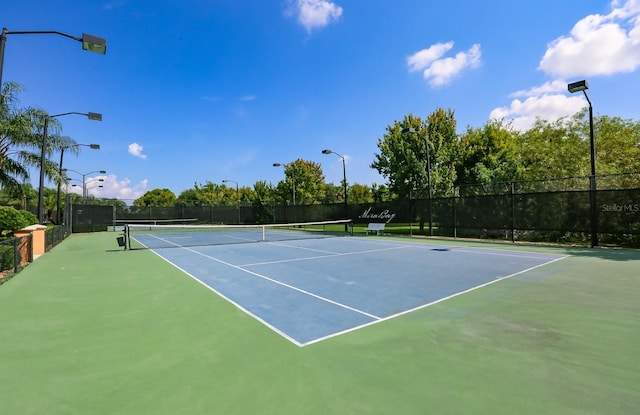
(3, 0, 640, 202)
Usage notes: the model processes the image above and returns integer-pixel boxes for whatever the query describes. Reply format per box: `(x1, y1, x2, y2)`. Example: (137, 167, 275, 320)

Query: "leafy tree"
(424, 108, 460, 197)
(591, 114, 640, 179)
(371, 114, 425, 200)
(457, 118, 522, 194)
(0, 83, 38, 197)
(322, 183, 342, 204)
(517, 114, 587, 184)
(371, 183, 392, 203)
(250, 180, 276, 223)
(0, 82, 77, 200)
(0, 206, 37, 236)
(349, 183, 374, 204)
(372, 109, 459, 199)
(275, 159, 325, 205)
(133, 189, 177, 207)
(176, 187, 210, 207)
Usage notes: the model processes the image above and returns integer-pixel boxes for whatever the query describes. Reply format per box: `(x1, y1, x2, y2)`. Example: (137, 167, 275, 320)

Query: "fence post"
(13, 237, 19, 273)
(510, 182, 516, 243)
(452, 196, 457, 238)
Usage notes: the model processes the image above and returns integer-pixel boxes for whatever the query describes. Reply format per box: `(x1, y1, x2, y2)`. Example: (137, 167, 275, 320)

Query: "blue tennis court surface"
(137, 235, 567, 346)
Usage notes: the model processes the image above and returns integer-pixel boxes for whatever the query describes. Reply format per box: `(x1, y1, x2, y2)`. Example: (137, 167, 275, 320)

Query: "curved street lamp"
(322, 149, 349, 231)
(64, 168, 107, 199)
(0, 28, 106, 90)
(273, 162, 296, 206)
(38, 112, 102, 223)
(568, 79, 598, 247)
(57, 143, 100, 223)
(222, 179, 241, 224)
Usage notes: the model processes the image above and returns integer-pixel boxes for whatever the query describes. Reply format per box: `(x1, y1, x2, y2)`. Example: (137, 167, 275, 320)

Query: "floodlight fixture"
(568, 80, 589, 93)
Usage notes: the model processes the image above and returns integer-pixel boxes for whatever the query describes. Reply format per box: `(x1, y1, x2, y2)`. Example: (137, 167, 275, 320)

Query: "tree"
(424, 108, 460, 197)
(517, 114, 587, 186)
(0, 82, 74, 199)
(275, 159, 325, 205)
(371, 114, 425, 200)
(133, 189, 177, 207)
(0, 83, 38, 197)
(372, 109, 459, 199)
(591, 114, 640, 183)
(457, 118, 522, 194)
(349, 183, 374, 204)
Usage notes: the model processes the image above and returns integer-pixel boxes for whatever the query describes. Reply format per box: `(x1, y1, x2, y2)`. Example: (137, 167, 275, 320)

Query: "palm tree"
(0, 82, 73, 201)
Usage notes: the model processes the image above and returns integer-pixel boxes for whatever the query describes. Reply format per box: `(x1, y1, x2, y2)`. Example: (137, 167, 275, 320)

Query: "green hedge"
(0, 206, 38, 237)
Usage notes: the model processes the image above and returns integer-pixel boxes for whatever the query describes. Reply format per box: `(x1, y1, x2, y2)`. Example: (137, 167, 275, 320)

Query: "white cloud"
(128, 142, 147, 159)
(489, 82, 587, 131)
(490, 1, 640, 131)
(66, 174, 148, 202)
(539, 0, 640, 77)
(407, 42, 454, 72)
(285, 0, 343, 33)
(407, 42, 482, 87)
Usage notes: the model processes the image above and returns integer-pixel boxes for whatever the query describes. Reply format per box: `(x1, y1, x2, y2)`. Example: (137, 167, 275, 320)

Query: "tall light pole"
(0, 28, 106, 100)
(57, 143, 100, 223)
(273, 162, 296, 206)
(322, 149, 349, 231)
(39, 112, 102, 223)
(568, 79, 598, 247)
(222, 179, 241, 224)
(402, 127, 433, 235)
(64, 168, 106, 199)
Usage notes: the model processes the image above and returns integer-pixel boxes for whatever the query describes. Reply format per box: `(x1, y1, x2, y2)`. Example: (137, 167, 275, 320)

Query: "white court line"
(143, 247, 305, 346)
(179, 245, 382, 321)
(301, 254, 570, 346)
(239, 245, 408, 267)
(138, 233, 570, 347)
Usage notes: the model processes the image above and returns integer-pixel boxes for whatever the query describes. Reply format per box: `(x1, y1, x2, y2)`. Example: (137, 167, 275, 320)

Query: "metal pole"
(292, 170, 296, 206)
(341, 156, 349, 232)
(0, 28, 7, 96)
(37, 116, 49, 224)
(425, 136, 433, 236)
(585, 91, 598, 247)
(236, 183, 240, 224)
(56, 148, 65, 224)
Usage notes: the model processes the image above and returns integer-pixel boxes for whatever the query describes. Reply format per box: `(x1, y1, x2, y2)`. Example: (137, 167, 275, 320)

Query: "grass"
(0, 232, 639, 414)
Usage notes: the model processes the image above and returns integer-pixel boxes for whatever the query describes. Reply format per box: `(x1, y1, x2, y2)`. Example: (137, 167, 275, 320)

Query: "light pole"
(0, 28, 106, 100)
(222, 179, 241, 224)
(64, 168, 106, 199)
(57, 143, 100, 223)
(38, 112, 102, 223)
(322, 149, 349, 231)
(402, 127, 433, 235)
(273, 162, 296, 205)
(568, 79, 598, 247)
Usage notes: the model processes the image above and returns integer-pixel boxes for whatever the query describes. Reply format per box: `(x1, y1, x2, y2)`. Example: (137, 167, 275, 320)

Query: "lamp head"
(273, 163, 282, 167)
(568, 80, 589, 93)
(81, 33, 107, 55)
(99, 170, 106, 174)
(322, 149, 332, 155)
(87, 112, 102, 121)
(401, 127, 417, 133)
(89, 144, 100, 149)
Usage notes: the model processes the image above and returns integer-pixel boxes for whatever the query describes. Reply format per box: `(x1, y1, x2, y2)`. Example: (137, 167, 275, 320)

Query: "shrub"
(0, 206, 38, 237)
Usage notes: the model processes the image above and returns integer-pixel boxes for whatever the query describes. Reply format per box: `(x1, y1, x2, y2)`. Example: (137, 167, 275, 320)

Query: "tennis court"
(128, 223, 566, 346)
(2, 231, 639, 414)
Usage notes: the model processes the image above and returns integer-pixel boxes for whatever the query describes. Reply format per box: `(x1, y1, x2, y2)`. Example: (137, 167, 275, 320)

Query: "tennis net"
(125, 219, 353, 249)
